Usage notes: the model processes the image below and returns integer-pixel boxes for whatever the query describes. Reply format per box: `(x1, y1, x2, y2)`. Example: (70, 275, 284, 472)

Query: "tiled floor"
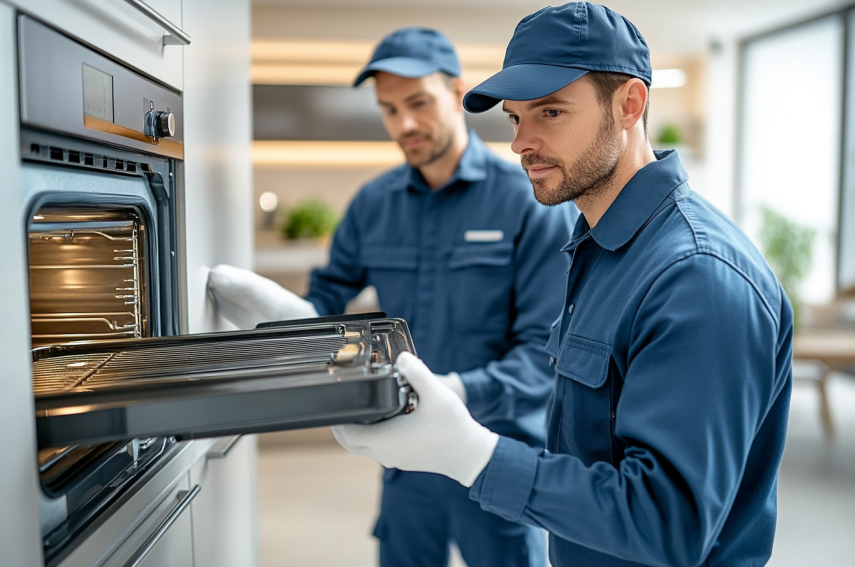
(257, 374, 855, 567)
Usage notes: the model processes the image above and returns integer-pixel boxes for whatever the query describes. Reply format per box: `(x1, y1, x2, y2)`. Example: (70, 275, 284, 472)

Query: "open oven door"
(32, 314, 417, 448)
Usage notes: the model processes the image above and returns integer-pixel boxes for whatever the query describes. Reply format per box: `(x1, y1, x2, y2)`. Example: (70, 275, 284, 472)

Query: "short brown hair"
(585, 71, 649, 136)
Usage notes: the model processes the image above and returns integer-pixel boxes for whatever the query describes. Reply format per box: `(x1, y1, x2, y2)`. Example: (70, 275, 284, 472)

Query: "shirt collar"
(407, 130, 489, 193)
(561, 150, 689, 252)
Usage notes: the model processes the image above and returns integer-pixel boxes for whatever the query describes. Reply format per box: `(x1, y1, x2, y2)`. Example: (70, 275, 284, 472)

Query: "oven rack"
(32, 317, 416, 448)
(32, 333, 347, 394)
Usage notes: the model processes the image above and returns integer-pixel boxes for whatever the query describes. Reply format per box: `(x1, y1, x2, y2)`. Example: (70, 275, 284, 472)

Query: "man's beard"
(522, 110, 621, 206)
(398, 127, 455, 168)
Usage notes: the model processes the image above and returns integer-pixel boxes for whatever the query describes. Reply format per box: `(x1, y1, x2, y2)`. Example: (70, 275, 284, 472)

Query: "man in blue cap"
(334, 4, 794, 567)
(208, 27, 574, 567)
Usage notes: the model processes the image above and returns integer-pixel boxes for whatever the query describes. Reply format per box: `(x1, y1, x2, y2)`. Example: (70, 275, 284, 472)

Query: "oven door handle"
(123, 484, 201, 567)
(123, 0, 192, 46)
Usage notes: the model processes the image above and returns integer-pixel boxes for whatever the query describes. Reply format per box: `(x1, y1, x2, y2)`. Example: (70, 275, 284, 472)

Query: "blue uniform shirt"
(470, 151, 793, 567)
(307, 132, 576, 446)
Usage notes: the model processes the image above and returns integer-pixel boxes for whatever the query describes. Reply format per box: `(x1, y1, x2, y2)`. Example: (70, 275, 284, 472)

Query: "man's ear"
(616, 78, 648, 131)
(451, 77, 467, 110)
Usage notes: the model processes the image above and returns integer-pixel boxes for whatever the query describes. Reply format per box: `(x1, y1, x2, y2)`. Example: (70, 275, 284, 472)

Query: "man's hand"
(207, 264, 318, 330)
(332, 352, 498, 487)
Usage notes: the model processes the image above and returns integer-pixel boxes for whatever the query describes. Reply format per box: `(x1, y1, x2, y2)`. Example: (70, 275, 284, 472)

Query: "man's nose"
(511, 120, 539, 155)
(398, 111, 418, 134)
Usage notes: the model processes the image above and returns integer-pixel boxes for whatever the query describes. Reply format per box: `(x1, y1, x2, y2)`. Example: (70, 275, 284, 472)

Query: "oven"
(17, 13, 415, 567)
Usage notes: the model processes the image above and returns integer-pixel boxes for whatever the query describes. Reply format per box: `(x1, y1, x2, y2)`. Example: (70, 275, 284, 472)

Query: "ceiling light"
(259, 191, 279, 212)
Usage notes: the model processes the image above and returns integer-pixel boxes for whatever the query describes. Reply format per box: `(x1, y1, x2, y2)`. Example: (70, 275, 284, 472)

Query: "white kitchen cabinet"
(189, 437, 259, 567)
(0, 4, 43, 567)
(7, 0, 184, 91)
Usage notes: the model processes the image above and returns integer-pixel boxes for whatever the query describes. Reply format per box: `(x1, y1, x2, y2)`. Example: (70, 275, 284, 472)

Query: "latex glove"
(207, 264, 318, 330)
(332, 352, 498, 487)
(435, 371, 467, 404)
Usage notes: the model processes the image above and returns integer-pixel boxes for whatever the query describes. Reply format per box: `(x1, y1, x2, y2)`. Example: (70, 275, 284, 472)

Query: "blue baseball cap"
(353, 27, 461, 87)
(463, 2, 652, 113)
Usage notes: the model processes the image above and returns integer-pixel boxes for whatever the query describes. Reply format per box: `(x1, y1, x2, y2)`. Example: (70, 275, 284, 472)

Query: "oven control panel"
(19, 16, 184, 159)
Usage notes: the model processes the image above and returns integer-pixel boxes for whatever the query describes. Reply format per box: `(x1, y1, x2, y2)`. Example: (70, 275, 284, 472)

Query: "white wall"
(181, 1, 259, 565)
(703, 39, 739, 219)
(183, 0, 255, 334)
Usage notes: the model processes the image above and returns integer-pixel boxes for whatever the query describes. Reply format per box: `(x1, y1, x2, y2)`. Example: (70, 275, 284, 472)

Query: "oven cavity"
(28, 209, 149, 348)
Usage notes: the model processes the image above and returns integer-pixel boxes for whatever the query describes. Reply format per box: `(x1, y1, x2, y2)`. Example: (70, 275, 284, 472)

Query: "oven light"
(67, 362, 88, 368)
(33, 214, 44, 220)
(259, 191, 278, 212)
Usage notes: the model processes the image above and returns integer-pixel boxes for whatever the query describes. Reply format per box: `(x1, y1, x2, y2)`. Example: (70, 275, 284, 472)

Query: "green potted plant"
(758, 205, 816, 331)
(656, 123, 682, 147)
(280, 199, 339, 242)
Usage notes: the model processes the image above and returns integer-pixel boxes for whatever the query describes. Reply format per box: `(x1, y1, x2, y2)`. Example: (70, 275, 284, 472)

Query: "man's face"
(503, 76, 621, 206)
(374, 72, 462, 168)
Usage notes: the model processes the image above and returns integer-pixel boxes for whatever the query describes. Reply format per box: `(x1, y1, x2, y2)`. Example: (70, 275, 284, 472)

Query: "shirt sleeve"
(458, 201, 576, 426)
(470, 253, 790, 567)
(304, 194, 367, 316)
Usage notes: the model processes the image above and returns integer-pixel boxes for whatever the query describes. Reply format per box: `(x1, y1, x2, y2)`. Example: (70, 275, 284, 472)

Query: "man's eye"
(507, 114, 519, 125)
(545, 109, 562, 118)
(411, 99, 427, 109)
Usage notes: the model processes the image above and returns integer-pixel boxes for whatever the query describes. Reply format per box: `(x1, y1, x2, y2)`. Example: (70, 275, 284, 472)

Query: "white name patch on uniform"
(464, 230, 504, 242)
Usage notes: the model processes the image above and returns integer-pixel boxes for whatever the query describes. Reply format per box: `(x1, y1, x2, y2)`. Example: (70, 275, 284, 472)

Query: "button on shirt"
(470, 151, 793, 567)
(306, 133, 576, 447)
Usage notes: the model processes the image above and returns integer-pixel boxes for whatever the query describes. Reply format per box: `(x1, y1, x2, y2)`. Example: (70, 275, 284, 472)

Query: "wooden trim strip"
(83, 115, 184, 159)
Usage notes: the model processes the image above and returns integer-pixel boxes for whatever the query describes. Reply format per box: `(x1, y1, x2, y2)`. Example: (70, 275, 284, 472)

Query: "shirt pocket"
(361, 244, 418, 324)
(447, 242, 514, 334)
(552, 334, 613, 465)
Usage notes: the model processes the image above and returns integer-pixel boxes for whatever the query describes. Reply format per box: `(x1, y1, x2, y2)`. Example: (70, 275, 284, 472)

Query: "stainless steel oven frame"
(18, 13, 416, 567)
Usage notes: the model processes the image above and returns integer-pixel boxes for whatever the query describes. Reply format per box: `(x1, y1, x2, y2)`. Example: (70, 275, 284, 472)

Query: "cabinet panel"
(99, 477, 194, 567)
(9, 0, 183, 91)
(190, 436, 259, 567)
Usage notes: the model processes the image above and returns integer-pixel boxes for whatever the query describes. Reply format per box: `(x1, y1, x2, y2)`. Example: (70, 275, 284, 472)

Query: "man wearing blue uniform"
(209, 28, 574, 567)
(333, 4, 794, 567)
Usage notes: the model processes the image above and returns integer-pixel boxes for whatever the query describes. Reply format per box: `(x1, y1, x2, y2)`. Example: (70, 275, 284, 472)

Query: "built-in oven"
(19, 14, 415, 567)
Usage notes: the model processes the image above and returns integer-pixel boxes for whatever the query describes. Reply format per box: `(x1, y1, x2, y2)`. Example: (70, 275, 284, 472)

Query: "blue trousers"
(373, 470, 545, 567)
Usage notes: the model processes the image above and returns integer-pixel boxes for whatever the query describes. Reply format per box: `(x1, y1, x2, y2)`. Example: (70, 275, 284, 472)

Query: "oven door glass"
(33, 315, 416, 448)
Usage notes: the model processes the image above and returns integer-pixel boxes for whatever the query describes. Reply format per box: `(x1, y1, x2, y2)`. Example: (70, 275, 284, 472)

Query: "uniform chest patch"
(463, 230, 504, 242)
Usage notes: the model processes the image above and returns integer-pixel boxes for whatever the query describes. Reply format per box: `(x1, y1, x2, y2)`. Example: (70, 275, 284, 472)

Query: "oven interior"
(28, 207, 150, 349)
(28, 201, 178, 556)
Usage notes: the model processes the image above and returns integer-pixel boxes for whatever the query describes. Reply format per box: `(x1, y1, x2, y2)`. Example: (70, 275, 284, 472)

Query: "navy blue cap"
(353, 27, 461, 87)
(463, 2, 651, 113)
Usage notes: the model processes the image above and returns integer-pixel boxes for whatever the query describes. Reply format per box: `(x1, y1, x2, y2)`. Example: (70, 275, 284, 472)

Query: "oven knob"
(155, 111, 176, 138)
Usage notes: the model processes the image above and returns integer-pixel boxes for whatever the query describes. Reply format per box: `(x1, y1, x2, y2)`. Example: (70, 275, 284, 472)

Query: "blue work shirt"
(470, 151, 793, 567)
(307, 133, 576, 446)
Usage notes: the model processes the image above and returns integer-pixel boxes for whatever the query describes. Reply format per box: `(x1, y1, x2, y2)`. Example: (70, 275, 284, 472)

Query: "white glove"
(207, 264, 318, 330)
(332, 352, 498, 487)
(435, 371, 467, 404)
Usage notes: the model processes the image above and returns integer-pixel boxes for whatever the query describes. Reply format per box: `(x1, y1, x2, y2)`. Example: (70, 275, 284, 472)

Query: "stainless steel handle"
(123, 0, 192, 46)
(207, 435, 242, 459)
(123, 484, 201, 567)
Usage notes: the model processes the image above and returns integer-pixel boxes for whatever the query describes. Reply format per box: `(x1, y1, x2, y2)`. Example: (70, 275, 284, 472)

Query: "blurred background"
(247, 1, 855, 565)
